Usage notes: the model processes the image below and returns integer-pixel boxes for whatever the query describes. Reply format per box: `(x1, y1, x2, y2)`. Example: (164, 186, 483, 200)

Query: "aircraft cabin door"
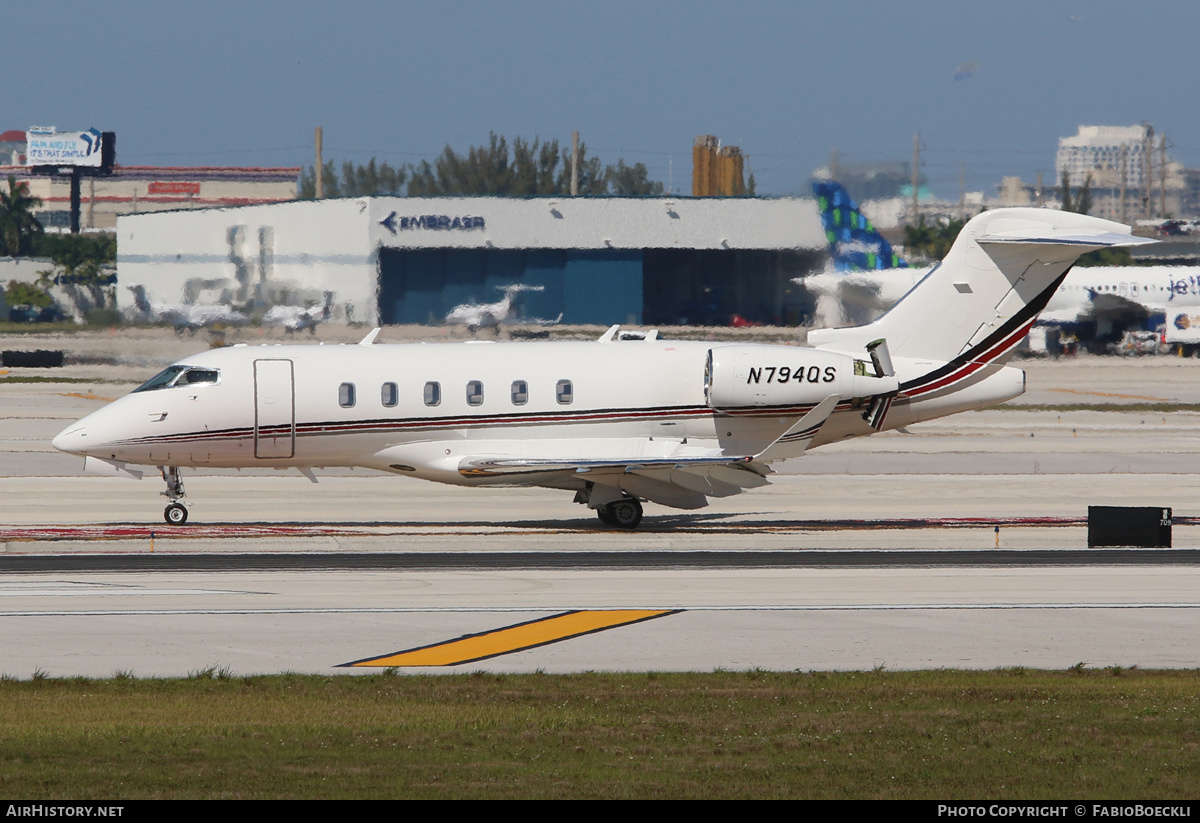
(254, 359, 295, 459)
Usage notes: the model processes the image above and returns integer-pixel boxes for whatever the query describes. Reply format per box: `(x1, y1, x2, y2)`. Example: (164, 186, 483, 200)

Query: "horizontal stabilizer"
(978, 229, 1156, 248)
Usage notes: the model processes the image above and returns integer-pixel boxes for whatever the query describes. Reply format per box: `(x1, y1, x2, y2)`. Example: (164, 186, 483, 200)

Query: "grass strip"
(0, 668, 1197, 799)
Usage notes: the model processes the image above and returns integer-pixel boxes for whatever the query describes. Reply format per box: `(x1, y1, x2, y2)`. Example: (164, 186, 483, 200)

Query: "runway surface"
(3, 558, 1198, 677)
(3, 339, 1200, 677)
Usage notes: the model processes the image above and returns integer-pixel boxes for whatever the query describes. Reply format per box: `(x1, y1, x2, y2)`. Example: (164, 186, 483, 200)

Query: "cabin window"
(381, 382, 398, 407)
(466, 380, 484, 406)
(511, 380, 528, 405)
(556, 379, 573, 405)
(339, 382, 356, 408)
(423, 381, 441, 406)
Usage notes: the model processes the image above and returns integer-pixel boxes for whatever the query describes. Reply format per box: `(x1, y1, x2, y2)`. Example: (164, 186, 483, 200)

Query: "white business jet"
(127, 284, 249, 334)
(262, 292, 334, 334)
(444, 283, 545, 334)
(55, 209, 1151, 528)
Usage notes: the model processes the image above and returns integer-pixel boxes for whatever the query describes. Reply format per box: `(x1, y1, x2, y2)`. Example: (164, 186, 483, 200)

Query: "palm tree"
(0, 176, 44, 256)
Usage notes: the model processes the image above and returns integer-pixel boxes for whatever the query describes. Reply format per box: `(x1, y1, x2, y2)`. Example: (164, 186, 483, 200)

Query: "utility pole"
(1142, 123, 1154, 220)
(1119, 145, 1128, 224)
(830, 147, 839, 181)
(1160, 133, 1168, 218)
(1036, 171, 1044, 207)
(571, 131, 580, 196)
(315, 127, 324, 200)
(911, 134, 920, 225)
(69, 168, 81, 234)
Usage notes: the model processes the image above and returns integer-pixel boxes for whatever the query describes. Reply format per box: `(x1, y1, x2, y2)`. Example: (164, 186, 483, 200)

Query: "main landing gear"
(160, 466, 189, 525)
(596, 497, 643, 529)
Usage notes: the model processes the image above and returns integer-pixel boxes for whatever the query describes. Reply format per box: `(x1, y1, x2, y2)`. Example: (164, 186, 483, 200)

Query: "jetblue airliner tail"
(813, 180, 908, 272)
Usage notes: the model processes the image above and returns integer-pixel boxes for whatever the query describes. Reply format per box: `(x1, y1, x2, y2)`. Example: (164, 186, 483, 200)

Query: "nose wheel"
(159, 466, 190, 525)
(165, 503, 188, 525)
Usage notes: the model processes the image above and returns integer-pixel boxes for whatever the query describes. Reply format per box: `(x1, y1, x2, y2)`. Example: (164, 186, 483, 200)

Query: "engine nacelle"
(706, 344, 899, 409)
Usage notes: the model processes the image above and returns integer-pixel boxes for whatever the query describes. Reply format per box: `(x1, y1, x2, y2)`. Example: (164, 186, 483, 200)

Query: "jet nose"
(52, 423, 88, 455)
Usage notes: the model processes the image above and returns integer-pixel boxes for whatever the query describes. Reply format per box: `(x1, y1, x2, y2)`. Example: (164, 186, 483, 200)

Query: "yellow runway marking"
(1046, 388, 1171, 401)
(343, 609, 679, 667)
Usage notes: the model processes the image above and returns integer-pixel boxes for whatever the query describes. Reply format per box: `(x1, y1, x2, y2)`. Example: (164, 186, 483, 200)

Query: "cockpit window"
(133, 365, 219, 393)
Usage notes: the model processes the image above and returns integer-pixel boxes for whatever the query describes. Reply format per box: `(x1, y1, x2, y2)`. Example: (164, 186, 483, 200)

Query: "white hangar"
(116, 196, 826, 327)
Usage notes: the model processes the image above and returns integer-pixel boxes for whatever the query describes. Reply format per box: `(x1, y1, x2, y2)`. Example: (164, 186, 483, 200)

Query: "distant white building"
(1054, 125, 1185, 221)
(1056, 125, 1150, 190)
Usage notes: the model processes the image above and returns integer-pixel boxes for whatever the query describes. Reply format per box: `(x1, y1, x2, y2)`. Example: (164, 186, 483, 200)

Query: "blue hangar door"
(377, 248, 643, 326)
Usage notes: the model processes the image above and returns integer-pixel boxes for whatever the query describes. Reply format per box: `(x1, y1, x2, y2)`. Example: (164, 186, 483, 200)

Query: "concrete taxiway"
(3, 562, 1199, 678)
(2, 332, 1200, 676)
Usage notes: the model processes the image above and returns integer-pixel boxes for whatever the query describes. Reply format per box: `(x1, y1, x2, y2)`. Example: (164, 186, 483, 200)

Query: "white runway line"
(4, 602, 1199, 617)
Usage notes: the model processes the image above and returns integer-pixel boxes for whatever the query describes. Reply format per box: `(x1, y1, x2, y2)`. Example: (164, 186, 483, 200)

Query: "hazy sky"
(6, 1, 1198, 198)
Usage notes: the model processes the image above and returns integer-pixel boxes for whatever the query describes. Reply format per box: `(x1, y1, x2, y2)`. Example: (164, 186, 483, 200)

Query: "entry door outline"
(254, 359, 295, 458)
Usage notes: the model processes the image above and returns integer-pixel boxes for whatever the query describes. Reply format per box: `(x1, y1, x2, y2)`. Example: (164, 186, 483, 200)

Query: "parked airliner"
(55, 209, 1151, 528)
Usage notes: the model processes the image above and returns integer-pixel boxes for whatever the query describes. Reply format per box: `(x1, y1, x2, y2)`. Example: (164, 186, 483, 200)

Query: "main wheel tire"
(596, 505, 618, 526)
(165, 503, 188, 525)
(607, 498, 643, 529)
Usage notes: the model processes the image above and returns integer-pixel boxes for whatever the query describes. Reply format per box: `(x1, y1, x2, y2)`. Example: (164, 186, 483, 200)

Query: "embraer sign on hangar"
(379, 211, 486, 234)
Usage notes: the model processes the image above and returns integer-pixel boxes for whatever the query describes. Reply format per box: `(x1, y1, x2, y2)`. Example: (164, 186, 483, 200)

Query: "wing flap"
(630, 465, 763, 498)
(459, 452, 762, 477)
(458, 453, 776, 510)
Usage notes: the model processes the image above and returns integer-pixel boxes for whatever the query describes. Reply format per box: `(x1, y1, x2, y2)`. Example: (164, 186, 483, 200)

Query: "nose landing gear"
(159, 466, 189, 525)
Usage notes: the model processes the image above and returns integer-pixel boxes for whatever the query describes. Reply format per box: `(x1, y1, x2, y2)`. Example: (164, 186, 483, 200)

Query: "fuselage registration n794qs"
(53, 208, 1153, 528)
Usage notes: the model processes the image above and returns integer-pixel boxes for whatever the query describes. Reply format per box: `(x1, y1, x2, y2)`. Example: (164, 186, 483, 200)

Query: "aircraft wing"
(457, 394, 842, 509)
(458, 454, 772, 510)
(1089, 291, 1154, 318)
(1040, 291, 1155, 326)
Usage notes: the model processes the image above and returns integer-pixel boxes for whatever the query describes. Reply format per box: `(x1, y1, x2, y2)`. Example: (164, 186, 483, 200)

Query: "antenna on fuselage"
(359, 327, 382, 346)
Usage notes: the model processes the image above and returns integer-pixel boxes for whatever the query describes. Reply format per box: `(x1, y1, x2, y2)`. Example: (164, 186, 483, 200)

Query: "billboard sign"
(25, 128, 106, 168)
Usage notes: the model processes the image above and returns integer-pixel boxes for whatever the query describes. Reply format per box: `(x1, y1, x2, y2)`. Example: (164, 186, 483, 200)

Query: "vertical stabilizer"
(808, 208, 1154, 362)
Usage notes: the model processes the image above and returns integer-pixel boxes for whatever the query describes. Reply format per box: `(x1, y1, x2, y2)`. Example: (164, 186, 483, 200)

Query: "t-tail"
(806, 209, 1154, 429)
(813, 179, 908, 272)
(809, 208, 1153, 364)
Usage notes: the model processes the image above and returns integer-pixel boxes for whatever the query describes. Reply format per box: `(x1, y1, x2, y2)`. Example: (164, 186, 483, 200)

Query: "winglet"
(358, 328, 382, 346)
(756, 393, 842, 457)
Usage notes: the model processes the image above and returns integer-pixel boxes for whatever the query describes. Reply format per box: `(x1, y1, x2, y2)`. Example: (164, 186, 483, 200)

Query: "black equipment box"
(1087, 506, 1171, 548)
